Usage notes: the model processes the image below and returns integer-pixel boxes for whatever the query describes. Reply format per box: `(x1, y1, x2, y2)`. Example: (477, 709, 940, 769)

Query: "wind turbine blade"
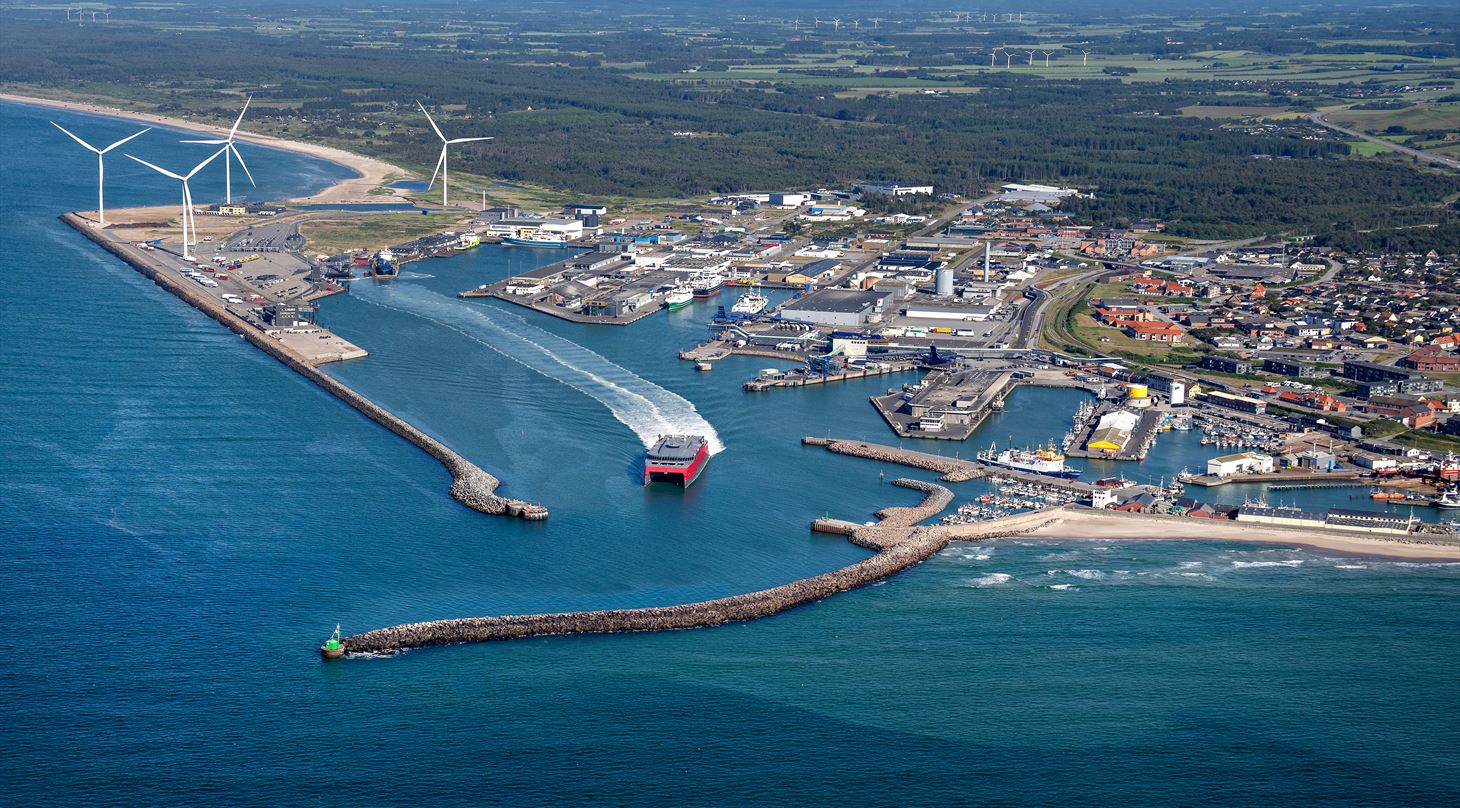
(51, 121, 100, 153)
(101, 127, 151, 153)
(426, 146, 446, 189)
(417, 101, 446, 142)
(229, 95, 252, 139)
(125, 153, 185, 181)
(184, 146, 229, 179)
(231, 144, 256, 187)
(447, 136, 493, 144)
(180, 139, 228, 144)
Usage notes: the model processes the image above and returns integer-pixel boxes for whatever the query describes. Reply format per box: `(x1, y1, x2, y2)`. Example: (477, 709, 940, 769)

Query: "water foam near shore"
(349, 281, 724, 454)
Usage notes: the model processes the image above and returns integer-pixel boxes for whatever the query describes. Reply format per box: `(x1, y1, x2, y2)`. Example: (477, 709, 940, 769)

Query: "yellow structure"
(1126, 383, 1151, 409)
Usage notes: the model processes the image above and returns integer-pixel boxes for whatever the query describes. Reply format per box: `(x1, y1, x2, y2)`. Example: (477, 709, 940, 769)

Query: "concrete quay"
(336, 478, 958, 655)
(743, 362, 917, 391)
(63, 214, 545, 521)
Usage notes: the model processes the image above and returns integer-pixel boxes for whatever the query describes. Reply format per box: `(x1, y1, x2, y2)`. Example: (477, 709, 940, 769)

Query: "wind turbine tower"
(179, 95, 255, 205)
(50, 122, 151, 227)
(1027, 50, 1036, 65)
(1082, 50, 1090, 66)
(1042, 51, 1053, 67)
(417, 101, 493, 208)
(125, 148, 228, 260)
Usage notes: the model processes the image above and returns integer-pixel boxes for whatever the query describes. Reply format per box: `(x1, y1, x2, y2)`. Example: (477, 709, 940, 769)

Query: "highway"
(1309, 109, 1460, 171)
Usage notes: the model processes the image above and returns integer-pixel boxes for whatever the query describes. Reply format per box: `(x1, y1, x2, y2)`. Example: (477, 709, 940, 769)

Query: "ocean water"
(3, 99, 1459, 805)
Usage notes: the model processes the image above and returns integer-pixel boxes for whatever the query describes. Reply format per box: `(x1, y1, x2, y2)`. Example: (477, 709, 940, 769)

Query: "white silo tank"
(1170, 381, 1187, 406)
(936, 267, 954, 296)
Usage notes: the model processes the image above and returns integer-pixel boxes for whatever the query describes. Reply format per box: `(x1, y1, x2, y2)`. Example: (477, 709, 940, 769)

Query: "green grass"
(1346, 140, 1396, 156)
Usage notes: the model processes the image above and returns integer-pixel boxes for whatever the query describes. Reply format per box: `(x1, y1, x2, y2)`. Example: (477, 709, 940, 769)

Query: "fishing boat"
(454, 232, 481, 250)
(691, 274, 724, 298)
(664, 287, 693, 310)
(1437, 487, 1460, 510)
(369, 249, 398, 278)
(730, 291, 768, 315)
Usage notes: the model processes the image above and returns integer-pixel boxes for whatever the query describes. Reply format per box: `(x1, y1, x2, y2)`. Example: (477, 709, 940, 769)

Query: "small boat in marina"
(731, 291, 768, 315)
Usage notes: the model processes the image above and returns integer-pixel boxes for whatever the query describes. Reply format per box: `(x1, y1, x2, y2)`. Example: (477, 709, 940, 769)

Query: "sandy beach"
(945, 507, 1460, 560)
(1, 92, 408, 204)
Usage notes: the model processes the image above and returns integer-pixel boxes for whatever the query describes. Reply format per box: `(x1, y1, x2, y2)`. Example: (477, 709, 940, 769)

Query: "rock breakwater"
(337, 479, 957, 655)
(62, 214, 542, 520)
(802, 436, 985, 482)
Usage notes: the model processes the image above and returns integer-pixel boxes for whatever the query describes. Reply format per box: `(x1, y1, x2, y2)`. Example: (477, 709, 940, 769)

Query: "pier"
(871, 369, 1017, 441)
(64, 213, 546, 521)
(336, 478, 959, 655)
(743, 361, 917, 391)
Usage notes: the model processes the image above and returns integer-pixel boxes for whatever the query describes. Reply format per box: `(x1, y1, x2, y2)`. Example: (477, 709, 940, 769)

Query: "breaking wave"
(1232, 560, 1306, 569)
(965, 573, 1013, 588)
(350, 282, 723, 453)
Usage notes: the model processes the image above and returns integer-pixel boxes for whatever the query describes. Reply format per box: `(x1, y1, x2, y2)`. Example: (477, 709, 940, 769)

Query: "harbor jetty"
(802, 436, 987, 482)
(335, 478, 957, 655)
(62, 213, 545, 521)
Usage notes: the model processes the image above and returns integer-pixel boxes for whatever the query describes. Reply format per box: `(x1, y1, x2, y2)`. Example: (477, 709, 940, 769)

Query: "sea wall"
(339, 479, 957, 654)
(802, 436, 985, 482)
(62, 214, 538, 519)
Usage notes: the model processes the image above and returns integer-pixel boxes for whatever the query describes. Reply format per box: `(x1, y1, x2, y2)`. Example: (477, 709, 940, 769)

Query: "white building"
(1206, 452, 1275, 478)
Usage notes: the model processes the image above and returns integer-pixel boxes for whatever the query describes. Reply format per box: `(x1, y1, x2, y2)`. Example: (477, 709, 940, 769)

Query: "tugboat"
(644, 434, 710, 487)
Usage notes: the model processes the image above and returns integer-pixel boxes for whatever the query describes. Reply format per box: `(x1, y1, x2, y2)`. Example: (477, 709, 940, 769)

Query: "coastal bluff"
(61, 213, 543, 520)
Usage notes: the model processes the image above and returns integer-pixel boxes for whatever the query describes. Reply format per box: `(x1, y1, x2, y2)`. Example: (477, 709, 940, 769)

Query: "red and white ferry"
(644, 435, 710, 487)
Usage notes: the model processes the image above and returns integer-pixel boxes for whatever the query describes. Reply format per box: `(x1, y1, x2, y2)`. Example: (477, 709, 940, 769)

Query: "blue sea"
(3, 100, 1458, 805)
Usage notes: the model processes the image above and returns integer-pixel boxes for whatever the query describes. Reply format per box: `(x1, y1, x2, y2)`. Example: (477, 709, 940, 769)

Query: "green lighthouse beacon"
(320, 625, 344, 660)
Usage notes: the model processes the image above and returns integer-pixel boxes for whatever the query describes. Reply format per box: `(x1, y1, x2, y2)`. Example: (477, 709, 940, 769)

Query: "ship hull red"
(644, 444, 710, 487)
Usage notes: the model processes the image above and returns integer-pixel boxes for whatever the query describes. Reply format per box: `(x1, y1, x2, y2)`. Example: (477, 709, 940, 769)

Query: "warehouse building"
(1206, 452, 1275, 478)
(778, 289, 891, 327)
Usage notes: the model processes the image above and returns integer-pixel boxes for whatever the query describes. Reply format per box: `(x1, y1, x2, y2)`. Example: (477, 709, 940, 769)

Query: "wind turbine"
(50, 122, 151, 227)
(125, 147, 227, 260)
(1004, 52, 1014, 67)
(832, 17, 841, 31)
(1082, 50, 1091, 66)
(1041, 51, 1053, 67)
(417, 101, 492, 208)
(990, 49, 1000, 67)
(179, 95, 254, 205)
(1027, 50, 1036, 65)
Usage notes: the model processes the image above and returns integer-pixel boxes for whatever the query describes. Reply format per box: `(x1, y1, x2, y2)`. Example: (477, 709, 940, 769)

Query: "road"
(1309, 110, 1460, 171)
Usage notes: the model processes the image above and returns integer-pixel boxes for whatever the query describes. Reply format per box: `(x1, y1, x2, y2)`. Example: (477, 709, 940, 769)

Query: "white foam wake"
(349, 282, 724, 453)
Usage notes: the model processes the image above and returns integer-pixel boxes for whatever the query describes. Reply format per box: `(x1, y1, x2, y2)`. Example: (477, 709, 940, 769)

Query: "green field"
(1346, 140, 1396, 156)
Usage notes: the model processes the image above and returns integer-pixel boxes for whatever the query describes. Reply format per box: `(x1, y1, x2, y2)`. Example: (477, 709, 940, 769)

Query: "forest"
(1, 2, 1455, 245)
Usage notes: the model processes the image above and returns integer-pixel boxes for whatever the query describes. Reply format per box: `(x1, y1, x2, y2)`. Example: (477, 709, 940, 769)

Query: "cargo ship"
(503, 235, 569, 248)
(644, 434, 709, 487)
(370, 249, 398, 278)
(977, 441, 1081, 479)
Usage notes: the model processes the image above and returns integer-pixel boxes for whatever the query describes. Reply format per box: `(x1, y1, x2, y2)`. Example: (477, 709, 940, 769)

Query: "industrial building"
(855, 182, 934, 197)
(1206, 452, 1275, 478)
(778, 289, 891, 327)
(1085, 410, 1139, 454)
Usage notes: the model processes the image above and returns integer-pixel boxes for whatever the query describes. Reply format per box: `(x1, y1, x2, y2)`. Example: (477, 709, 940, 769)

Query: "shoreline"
(946, 506, 1460, 561)
(1, 91, 408, 204)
